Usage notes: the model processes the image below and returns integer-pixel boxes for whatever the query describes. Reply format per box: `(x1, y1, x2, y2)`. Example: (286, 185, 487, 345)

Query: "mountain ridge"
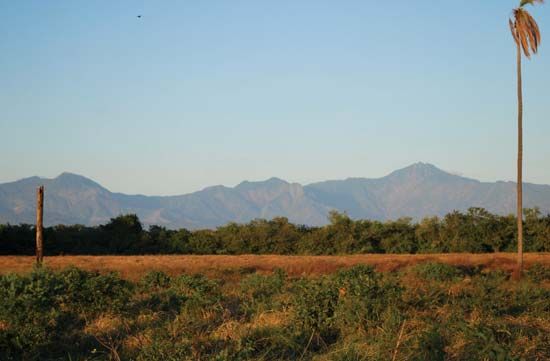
(1, 163, 550, 229)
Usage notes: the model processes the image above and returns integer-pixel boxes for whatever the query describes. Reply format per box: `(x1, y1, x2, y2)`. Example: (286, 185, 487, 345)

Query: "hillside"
(1, 163, 550, 229)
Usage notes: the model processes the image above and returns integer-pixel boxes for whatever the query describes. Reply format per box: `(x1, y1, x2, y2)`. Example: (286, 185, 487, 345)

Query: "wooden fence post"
(36, 186, 44, 265)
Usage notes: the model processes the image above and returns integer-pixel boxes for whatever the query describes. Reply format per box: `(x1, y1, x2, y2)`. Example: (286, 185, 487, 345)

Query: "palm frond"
(509, 19, 519, 45)
(520, 0, 544, 7)
(510, 7, 542, 58)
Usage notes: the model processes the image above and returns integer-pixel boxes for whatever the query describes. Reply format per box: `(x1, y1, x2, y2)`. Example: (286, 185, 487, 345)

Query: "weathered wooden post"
(36, 186, 44, 265)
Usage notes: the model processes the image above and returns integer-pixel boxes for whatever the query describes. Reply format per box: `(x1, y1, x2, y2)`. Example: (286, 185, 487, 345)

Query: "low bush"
(140, 270, 172, 290)
(239, 269, 286, 317)
(58, 266, 132, 315)
(408, 326, 446, 361)
(333, 265, 403, 333)
(413, 262, 463, 282)
(292, 277, 340, 343)
(527, 263, 550, 283)
(0, 266, 131, 359)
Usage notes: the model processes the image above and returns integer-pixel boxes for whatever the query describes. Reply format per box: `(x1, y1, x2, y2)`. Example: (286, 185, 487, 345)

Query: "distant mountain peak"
(237, 177, 289, 189)
(266, 177, 288, 184)
(56, 172, 88, 180)
(53, 172, 105, 190)
(386, 162, 450, 181)
(402, 162, 442, 172)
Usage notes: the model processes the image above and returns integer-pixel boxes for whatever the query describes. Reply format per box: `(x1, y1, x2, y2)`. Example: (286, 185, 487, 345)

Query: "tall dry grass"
(0, 253, 548, 280)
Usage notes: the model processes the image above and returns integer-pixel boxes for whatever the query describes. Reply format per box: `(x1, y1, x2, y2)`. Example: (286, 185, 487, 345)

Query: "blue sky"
(1, 0, 549, 195)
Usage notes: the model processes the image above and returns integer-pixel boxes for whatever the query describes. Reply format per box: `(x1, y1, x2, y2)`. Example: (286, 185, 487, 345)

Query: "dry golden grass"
(84, 314, 124, 336)
(0, 253, 548, 280)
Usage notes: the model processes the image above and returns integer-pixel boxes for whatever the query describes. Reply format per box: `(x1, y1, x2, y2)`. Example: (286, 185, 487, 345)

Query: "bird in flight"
(137, 15, 142, 18)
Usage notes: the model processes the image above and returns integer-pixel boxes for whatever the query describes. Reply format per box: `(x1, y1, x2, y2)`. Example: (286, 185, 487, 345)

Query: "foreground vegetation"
(1, 263, 548, 360)
(1, 208, 550, 256)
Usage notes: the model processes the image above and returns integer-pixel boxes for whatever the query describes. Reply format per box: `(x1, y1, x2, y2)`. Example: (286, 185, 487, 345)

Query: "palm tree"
(509, 0, 543, 277)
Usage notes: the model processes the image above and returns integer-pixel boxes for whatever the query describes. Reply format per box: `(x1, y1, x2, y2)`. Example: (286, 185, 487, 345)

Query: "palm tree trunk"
(516, 42, 523, 278)
(36, 186, 44, 265)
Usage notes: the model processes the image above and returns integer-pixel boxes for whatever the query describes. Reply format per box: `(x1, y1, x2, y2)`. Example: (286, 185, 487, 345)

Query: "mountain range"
(1, 163, 550, 229)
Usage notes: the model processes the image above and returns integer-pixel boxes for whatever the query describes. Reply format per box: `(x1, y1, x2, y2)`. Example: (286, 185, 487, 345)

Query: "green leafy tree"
(101, 214, 143, 253)
(415, 217, 443, 253)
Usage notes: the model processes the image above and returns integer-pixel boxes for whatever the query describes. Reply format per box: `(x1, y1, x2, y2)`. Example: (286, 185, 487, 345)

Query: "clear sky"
(1, 0, 549, 195)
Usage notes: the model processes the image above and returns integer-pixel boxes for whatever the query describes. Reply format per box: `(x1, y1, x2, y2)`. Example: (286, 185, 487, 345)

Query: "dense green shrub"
(239, 269, 286, 317)
(140, 270, 172, 290)
(138, 287, 183, 315)
(446, 270, 511, 317)
(170, 274, 222, 306)
(0, 269, 67, 358)
(333, 265, 403, 332)
(413, 262, 463, 282)
(408, 326, 446, 361)
(511, 283, 550, 315)
(0, 267, 131, 359)
(452, 323, 515, 361)
(292, 277, 340, 341)
(526, 263, 550, 283)
(240, 269, 286, 302)
(58, 266, 132, 315)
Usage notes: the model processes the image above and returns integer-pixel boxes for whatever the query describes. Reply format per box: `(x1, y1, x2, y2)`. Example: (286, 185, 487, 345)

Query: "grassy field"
(1, 253, 549, 280)
(1, 256, 549, 360)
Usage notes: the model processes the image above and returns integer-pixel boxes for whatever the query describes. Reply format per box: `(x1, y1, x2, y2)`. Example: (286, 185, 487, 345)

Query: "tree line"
(0, 207, 549, 255)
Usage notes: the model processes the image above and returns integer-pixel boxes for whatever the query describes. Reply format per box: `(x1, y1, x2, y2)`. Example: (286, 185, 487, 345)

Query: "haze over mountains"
(1, 163, 550, 229)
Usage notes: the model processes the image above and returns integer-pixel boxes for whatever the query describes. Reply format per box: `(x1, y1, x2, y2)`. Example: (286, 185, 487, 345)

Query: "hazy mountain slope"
(0, 173, 129, 225)
(158, 178, 329, 228)
(1, 163, 550, 229)
(305, 163, 550, 220)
